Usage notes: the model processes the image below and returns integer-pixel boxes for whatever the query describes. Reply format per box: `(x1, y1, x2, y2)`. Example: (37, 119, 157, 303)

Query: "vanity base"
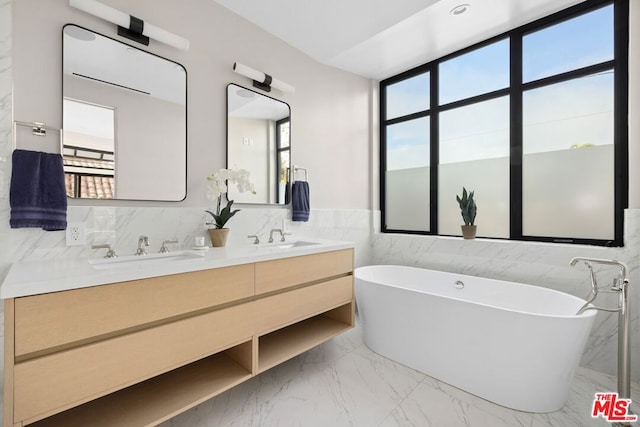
(4, 249, 355, 427)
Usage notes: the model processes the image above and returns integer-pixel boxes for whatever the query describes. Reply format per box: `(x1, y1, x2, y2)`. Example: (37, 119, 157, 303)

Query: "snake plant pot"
(208, 228, 229, 247)
(461, 225, 477, 239)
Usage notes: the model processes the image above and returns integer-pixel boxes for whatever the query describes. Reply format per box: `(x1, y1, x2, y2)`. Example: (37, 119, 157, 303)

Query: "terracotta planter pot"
(208, 228, 229, 247)
(461, 225, 477, 239)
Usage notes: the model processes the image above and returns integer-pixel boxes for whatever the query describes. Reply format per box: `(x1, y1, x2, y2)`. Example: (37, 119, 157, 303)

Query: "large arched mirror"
(226, 84, 291, 204)
(62, 24, 187, 201)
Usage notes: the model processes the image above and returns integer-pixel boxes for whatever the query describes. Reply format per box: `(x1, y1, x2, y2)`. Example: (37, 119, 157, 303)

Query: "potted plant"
(456, 187, 477, 239)
(205, 168, 255, 247)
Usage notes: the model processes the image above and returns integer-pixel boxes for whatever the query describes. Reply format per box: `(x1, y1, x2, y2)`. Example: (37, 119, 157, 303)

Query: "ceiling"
(213, 0, 586, 80)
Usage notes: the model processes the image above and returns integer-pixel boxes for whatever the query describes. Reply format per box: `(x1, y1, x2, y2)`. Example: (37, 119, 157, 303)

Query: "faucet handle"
(247, 235, 260, 245)
(92, 244, 117, 258)
(160, 239, 179, 253)
(136, 235, 150, 256)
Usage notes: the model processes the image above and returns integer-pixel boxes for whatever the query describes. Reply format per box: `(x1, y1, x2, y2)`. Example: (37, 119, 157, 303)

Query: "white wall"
(227, 117, 271, 203)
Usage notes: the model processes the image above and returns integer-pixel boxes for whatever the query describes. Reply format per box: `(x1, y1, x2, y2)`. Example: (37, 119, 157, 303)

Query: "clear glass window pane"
(523, 5, 613, 83)
(439, 39, 509, 105)
(438, 96, 510, 238)
(279, 121, 290, 148)
(385, 117, 430, 231)
(278, 150, 290, 204)
(522, 72, 614, 239)
(385, 72, 430, 120)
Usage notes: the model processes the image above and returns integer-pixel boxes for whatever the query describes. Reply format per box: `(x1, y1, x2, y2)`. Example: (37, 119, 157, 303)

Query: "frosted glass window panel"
(438, 96, 509, 237)
(523, 73, 614, 154)
(439, 39, 509, 105)
(385, 168, 430, 231)
(523, 71, 614, 240)
(385, 72, 430, 120)
(438, 158, 509, 238)
(385, 117, 430, 231)
(523, 146, 614, 239)
(523, 5, 613, 83)
(386, 117, 430, 170)
(439, 96, 510, 164)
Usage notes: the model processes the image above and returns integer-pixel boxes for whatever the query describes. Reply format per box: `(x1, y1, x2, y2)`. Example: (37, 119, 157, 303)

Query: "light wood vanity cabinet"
(3, 248, 354, 427)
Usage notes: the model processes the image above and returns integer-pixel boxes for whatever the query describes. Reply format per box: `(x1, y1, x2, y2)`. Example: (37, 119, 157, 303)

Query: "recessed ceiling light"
(450, 4, 470, 16)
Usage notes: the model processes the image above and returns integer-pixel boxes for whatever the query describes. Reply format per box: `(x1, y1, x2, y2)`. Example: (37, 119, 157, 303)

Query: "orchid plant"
(205, 168, 255, 229)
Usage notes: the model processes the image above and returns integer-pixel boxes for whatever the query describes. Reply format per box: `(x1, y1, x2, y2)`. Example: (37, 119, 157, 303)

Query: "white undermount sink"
(89, 250, 205, 270)
(260, 240, 321, 249)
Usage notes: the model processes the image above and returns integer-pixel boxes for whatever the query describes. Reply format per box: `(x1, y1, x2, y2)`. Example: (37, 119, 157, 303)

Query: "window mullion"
(510, 34, 523, 240)
(430, 66, 439, 234)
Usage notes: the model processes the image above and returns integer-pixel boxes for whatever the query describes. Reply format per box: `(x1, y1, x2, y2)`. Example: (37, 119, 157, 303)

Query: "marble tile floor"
(162, 321, 640, 427)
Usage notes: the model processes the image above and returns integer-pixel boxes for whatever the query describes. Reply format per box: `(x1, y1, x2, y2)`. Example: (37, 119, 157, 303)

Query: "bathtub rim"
(354, 264, 597, 320)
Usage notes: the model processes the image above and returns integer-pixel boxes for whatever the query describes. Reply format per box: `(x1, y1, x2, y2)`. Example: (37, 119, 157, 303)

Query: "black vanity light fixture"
(69, 0, 190, 51)
(233, 62, 296, 94)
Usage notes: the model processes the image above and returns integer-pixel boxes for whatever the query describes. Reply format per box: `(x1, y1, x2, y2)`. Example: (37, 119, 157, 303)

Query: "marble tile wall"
(0, 206, 374, 278)
(371, 209, 640, 382)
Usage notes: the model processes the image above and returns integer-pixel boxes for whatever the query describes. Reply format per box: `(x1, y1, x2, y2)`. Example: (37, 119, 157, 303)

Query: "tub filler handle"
(454, 280, 464, 290)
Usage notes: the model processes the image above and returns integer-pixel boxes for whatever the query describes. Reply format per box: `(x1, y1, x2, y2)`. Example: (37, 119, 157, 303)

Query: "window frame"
(379, 0, 628, 246)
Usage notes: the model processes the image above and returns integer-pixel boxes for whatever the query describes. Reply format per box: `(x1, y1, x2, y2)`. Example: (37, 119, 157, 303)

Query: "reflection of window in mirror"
(62, 98, 116, 199)
(276, 118, 290, 204)
(227, 83, 291, 205)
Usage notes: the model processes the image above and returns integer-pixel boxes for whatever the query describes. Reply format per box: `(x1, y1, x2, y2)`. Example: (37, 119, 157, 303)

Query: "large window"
(380, 0, 628, 246)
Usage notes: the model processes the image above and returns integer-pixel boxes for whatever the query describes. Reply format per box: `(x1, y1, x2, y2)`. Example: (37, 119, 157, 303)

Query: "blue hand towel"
(10, 149, 68, 231)
(292, 181, 310, 222)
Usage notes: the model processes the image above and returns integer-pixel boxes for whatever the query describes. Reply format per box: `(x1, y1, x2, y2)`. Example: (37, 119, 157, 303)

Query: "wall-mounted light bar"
(69, 0, 189, 51)
(233, 62, 295, 94)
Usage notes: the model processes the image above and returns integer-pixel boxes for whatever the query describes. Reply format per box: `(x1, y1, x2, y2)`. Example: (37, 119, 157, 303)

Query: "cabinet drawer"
(14, 264, 254, 357)
(14, 302, 254, 424)
(254, 276, 353, 335)
(255, 249, 353, 295)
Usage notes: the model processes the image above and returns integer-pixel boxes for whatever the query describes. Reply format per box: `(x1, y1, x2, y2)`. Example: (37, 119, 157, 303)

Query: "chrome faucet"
(136, 235, 150, 255)
(159, 239, 178, 253)
(91, 244, 117, 258)
(268, 228, 285, 243)
(247, 234, 260, 244)
(570, 256, 631, 411)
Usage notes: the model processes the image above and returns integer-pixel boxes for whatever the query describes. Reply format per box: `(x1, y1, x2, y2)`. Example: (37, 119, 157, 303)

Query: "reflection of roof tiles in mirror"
(63, 25, 186, 105)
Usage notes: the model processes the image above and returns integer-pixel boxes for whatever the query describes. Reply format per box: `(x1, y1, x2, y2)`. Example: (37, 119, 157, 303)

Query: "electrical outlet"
(66, 222, 86, 246)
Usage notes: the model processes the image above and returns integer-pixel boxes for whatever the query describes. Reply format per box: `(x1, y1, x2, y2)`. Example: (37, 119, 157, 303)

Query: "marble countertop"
(0, 238, 354, 299)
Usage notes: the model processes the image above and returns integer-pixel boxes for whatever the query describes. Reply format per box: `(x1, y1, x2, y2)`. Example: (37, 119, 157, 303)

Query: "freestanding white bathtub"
(354, 265, 597, 413)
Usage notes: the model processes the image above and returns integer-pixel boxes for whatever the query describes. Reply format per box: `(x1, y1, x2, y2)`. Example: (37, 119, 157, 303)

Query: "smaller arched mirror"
(226, 84, 291, 205)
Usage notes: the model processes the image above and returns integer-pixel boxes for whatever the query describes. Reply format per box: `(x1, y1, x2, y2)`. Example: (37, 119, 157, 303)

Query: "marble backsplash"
(0, 206, 374, 280)
(371, 209, 640, 382)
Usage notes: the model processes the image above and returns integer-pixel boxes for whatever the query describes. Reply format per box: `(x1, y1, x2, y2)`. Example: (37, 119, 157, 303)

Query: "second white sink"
(258, 240, 321, 250)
